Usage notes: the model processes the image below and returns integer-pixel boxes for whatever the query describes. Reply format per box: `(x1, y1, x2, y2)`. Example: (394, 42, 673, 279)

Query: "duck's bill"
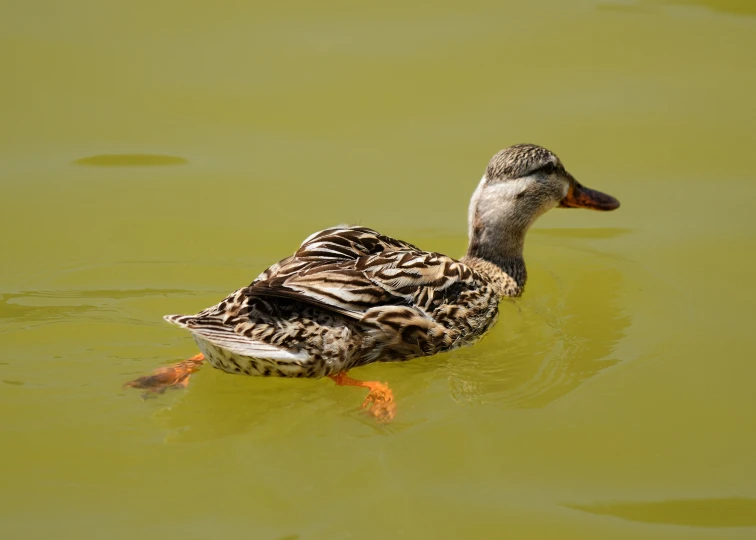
(559, 182, 620, 211)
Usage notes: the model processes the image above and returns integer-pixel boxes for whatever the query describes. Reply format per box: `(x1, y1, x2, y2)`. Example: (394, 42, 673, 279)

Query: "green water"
(2, 1, 755, 538)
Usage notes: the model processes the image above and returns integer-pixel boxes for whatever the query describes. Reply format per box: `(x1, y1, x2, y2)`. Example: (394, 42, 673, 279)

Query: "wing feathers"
(163, 226, 497, 367)
(242, 226, 478, 320)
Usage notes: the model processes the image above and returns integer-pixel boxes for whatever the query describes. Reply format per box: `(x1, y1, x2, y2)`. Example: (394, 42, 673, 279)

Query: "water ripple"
(565, 497, 756, 528)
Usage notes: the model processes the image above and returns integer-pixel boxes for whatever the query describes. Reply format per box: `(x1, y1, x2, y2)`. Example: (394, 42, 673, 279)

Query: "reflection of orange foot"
(329, 371, 396, 423)
(125, 353, 205, 397)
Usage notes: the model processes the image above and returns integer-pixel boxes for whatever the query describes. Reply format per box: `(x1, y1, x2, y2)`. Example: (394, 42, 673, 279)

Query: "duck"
(126, 144, 620, 421)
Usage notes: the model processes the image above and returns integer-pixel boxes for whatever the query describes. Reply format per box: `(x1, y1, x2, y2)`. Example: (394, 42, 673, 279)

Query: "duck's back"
(165, 226, 503, 377)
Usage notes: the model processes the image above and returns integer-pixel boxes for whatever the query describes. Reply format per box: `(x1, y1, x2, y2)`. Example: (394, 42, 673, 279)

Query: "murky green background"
(2, 1, 755, 538)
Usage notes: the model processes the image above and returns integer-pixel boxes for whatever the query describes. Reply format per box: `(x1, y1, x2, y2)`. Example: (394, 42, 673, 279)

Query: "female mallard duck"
(127, 144, 619, 421)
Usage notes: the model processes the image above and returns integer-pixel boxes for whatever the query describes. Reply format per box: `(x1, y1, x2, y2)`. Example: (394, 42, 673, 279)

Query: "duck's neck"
(464, 230, 527, 294)
(463, 176, 535, 294)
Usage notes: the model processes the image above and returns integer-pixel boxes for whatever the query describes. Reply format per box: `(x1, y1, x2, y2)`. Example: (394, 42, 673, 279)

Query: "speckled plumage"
(167, 226, 516, 378)
(163, 144, 619, 380)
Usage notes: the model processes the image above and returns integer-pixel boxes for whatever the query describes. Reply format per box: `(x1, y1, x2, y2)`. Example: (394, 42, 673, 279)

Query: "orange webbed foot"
(329, 371, 396, 423)
(125, 353, 205, 397)
(361, 381, 396, 423)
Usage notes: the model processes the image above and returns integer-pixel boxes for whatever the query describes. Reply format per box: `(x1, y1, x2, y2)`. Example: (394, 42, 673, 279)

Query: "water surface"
(1, 1, 755, 539)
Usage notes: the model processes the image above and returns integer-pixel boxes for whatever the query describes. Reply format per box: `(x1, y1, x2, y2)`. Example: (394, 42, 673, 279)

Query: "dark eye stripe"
(533, 162, 556, 175)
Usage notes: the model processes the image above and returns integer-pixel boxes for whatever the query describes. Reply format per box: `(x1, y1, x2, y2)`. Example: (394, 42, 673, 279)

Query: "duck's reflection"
(150, 364, 408, 443)
(445, 233, 636, 409)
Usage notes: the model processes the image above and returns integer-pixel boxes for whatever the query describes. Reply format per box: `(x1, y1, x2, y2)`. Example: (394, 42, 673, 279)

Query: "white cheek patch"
(499, 177, 532, 198)
(472, 177, 534, 224)
(481, 177, 534, 203)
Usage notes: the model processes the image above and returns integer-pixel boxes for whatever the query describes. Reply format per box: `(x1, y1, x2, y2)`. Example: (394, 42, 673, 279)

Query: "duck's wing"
(167, 226, 490, 365)
(250, 226, 421, 284)
(244, 226, 479, 320)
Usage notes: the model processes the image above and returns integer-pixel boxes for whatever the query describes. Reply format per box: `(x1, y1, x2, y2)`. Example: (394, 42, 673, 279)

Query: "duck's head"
(466, 144, 619, 287)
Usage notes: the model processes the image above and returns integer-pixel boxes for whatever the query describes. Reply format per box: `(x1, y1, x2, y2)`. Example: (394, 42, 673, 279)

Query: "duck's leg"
(125, 353, 205, 397)
(328, 371, 396, 423)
